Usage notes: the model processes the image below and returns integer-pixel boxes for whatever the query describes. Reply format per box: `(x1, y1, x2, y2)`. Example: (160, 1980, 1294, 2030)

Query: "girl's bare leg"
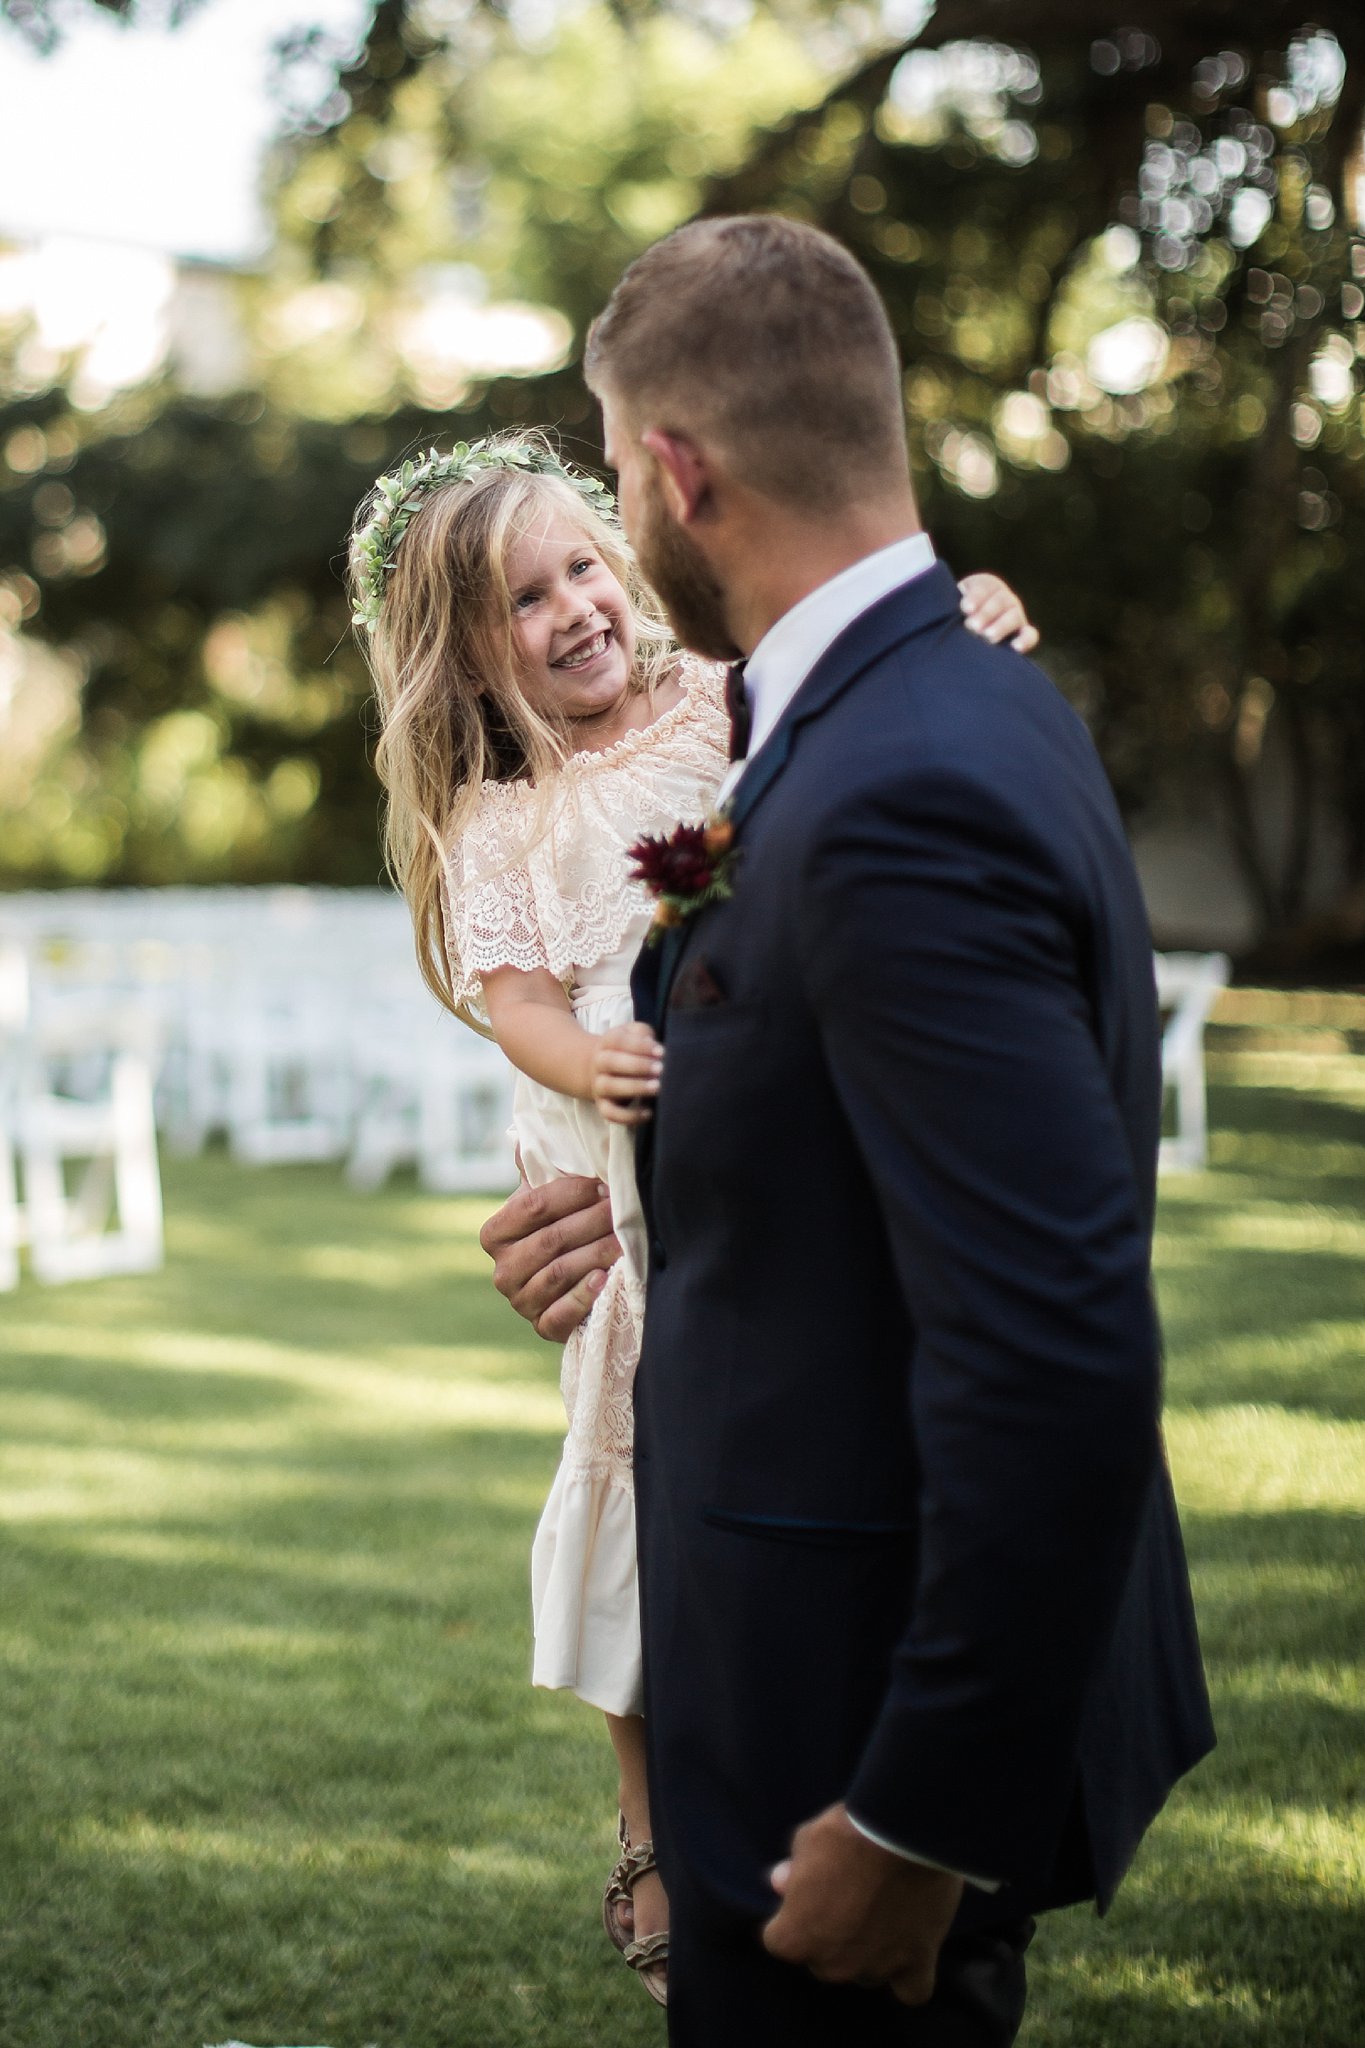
(605, 1711, 669, 1946)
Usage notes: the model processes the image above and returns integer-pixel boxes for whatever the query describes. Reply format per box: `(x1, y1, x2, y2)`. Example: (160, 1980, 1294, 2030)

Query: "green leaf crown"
(350, 439, 618, 631)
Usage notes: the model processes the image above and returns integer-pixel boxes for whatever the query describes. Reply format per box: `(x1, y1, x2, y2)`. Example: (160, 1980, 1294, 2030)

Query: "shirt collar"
(742, 532, 937, 762)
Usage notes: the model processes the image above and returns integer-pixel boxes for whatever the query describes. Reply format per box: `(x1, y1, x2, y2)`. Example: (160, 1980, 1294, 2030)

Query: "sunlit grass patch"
(1166, 1407, 1365, 1514)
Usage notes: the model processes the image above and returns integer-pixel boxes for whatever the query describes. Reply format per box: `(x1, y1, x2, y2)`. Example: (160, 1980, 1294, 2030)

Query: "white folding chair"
(347, 1001, 517, 1195)
(1156, 952, 1231, 1172)
(415, 1031, 518, 1194)
(16, 1000, 166, 1284)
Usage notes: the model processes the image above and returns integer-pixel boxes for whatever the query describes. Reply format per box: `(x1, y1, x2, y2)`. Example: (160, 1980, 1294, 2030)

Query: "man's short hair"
(585, 214, 908, 511)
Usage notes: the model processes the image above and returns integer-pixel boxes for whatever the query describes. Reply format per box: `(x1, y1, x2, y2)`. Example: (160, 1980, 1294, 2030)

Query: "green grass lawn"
(2, 1065, 1363, 2047)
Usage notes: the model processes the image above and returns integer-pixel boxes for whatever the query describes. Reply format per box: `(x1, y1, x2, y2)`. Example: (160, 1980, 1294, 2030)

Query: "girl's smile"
(553, 625, 614, 671)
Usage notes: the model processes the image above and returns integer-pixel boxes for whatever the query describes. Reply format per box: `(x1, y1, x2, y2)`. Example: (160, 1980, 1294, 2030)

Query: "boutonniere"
(628, 813, 738, 943)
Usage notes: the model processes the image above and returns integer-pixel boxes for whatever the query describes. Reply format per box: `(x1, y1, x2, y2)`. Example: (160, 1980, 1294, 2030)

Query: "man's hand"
(478, 1173, 622, 1342)
(762, 1804, 963, 2006)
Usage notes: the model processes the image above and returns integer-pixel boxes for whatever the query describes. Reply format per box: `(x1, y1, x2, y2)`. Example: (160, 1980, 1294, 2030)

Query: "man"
(483, 214, 1213, 2045)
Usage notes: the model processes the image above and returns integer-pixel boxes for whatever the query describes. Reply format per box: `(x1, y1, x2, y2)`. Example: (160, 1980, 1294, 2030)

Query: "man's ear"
(641, 429, 712, 524)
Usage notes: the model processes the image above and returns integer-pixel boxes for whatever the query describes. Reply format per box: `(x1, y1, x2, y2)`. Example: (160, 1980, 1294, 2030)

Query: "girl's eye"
(570, 557, 594, 577)
(513, 589, 539, 611)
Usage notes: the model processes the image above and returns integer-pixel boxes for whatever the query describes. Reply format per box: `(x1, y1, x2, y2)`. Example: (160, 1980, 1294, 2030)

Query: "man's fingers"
(478, 1171, 621, 1343)
(759, 1806, 960, 2000)
(763, 1913, 895, 1985)
(760, 1904, 803, 1963)
(495, 1197, 615, 1294)
(536, 1265, 608, 1342)
(511, 1227, 620, 1316)
(888, 1961, 939, 2007)
(479, 1173, 604, 1258)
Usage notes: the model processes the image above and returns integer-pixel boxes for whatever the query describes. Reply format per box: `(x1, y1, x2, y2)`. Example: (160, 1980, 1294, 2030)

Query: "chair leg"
(112, 1056, 165, 1263)
(0, 1122, 21, 1291)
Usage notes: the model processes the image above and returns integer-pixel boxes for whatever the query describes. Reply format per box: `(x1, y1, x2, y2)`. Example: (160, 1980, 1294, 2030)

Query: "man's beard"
(633, 468, 741, 663)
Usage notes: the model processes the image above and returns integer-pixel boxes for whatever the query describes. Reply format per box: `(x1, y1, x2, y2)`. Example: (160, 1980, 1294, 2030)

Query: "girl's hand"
(591, 1022, 664, 1126)
(958, 572, 1039, 654)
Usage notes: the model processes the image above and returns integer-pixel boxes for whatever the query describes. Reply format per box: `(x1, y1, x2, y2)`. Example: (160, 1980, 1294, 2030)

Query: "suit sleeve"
(800, 765, 1163, 1888)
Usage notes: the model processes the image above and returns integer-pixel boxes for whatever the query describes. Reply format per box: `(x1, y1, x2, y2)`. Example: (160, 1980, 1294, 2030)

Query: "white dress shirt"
(716, 531, 937, 808)
(717, 534, 1001, 1892)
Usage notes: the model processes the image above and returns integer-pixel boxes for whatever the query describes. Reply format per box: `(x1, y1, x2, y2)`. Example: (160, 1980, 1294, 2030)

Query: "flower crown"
(350, 439, 618, 630)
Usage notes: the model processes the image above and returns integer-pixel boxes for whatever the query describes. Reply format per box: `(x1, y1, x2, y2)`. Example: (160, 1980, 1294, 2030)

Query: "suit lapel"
(630, 923, 665, 1034)
(630, 924, 686, 1198)
(726, 726, 792, 835)
(646, 922, 689, 1035)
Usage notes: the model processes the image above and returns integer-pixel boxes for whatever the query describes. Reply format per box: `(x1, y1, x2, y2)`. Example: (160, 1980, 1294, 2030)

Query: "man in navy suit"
(484, 214, 1213, 2045)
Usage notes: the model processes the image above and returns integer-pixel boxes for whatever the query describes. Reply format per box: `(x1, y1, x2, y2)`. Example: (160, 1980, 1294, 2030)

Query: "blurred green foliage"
(715, 7, 1365, 950)
(1, 0, 1363, 958)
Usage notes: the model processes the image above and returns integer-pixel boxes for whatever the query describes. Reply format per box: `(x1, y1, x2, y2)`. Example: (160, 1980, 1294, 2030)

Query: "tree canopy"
(2, 0, 1362, 963)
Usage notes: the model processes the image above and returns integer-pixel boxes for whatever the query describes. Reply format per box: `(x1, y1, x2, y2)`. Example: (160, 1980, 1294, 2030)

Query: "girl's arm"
(958, 573, 1039, 653)
(481, 964, 663, 1126)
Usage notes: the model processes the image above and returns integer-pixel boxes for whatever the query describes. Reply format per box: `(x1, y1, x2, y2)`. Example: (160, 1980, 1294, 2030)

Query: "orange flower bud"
(703, 820, 734, 857)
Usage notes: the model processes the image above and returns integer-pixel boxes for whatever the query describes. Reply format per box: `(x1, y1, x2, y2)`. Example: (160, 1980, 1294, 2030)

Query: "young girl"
(350, 432, 1037, 2007)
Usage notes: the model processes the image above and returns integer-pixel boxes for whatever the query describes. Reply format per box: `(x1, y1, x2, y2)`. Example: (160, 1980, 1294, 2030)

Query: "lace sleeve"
(444, 794, 554, 1016)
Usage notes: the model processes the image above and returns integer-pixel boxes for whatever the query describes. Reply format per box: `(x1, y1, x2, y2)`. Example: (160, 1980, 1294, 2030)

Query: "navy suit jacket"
(630, 564, 1213, 1927)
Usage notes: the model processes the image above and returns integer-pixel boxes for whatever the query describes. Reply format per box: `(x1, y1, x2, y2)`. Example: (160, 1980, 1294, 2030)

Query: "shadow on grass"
(1169, 1362, 1365, 1424)
(1207, 1081, 1365, 1147)
(1029, 1875, 1365, 2048)
(0, 1351, 310, 1427)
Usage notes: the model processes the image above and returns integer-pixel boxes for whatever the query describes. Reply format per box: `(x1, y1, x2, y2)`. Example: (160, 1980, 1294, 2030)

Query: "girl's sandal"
(603, 1812, 669, 2006)
(624, 1929, 669, 2007)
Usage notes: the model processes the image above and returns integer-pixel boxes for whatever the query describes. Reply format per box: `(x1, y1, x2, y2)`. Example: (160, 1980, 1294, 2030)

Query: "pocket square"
(669, 956, 729, 1011)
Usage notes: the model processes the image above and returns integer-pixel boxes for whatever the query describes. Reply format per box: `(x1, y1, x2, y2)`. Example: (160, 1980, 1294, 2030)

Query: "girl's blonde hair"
(350, 431, 676, 1018)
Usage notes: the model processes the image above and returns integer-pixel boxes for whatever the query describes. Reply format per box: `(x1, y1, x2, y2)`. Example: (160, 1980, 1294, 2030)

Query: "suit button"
(651, 1239, 668, 1270)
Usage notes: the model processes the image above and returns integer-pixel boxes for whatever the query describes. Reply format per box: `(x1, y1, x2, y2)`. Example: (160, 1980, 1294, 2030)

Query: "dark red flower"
(628, 823, 715, 897)
(628, 816, 738, 944)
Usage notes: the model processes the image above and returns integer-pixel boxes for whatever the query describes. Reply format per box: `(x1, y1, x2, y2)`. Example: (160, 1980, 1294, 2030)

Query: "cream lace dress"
(445, 658, 729, 1717)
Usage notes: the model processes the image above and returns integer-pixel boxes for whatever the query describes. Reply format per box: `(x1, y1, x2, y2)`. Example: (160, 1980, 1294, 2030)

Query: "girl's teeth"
(558, 631, 607, 669)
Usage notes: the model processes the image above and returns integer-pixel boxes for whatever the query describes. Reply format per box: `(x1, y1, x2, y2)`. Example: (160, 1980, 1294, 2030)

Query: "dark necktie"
(725, 661, 751, 762)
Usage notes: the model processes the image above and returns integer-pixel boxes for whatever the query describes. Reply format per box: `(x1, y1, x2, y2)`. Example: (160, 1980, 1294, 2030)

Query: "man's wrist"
(845, 1808, 1001, 1894)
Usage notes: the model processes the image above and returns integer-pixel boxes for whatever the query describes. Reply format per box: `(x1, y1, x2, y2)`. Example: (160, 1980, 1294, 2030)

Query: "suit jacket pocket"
(701, 1507, 916, 1549)
(668, 955, 730, 1011)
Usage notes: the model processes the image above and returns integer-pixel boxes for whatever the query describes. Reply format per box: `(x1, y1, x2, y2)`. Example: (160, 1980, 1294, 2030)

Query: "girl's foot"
(603, 1811, 669, 2005)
